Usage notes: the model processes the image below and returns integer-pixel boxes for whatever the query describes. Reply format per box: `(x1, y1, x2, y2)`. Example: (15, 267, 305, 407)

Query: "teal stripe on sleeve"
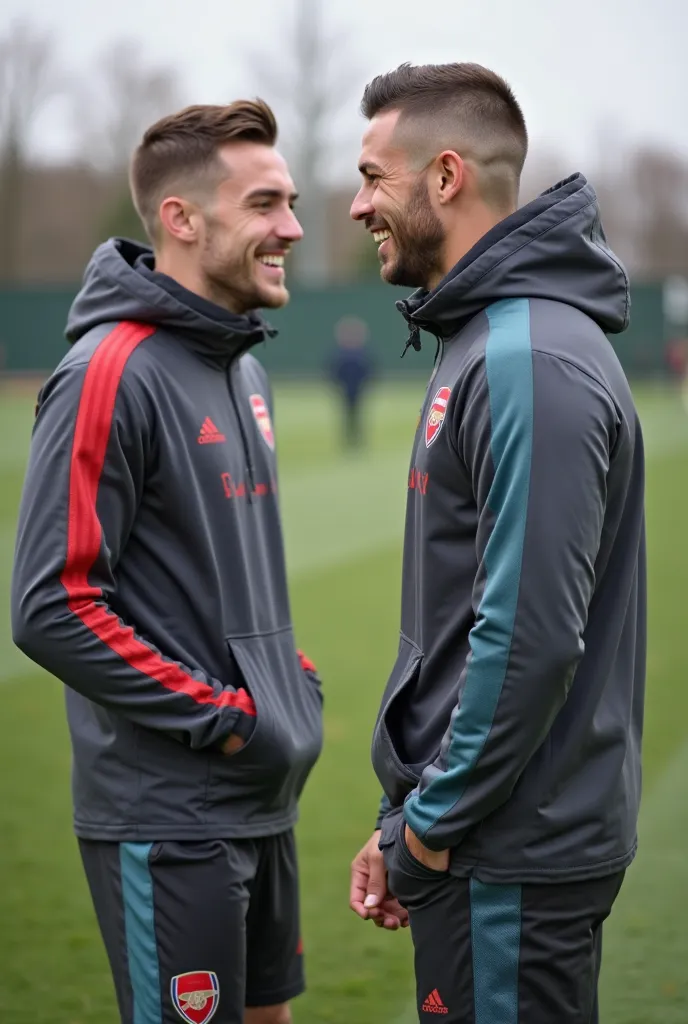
(120, 842, 162, 1024)
(404, 298, 533, 838)
(470, 879, 522, 1024)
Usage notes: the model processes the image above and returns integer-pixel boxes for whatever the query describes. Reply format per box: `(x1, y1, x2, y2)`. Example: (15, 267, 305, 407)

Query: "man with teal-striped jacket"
(349, 62, 645, 1024)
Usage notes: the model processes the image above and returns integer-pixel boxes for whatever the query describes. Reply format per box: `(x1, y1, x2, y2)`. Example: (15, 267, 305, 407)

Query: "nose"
(281, 207, 304, 243)
(350, 186, 374, 222)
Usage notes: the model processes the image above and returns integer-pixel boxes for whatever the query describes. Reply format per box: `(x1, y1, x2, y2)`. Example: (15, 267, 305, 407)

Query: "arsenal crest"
(249, 394, 275, 451)
(425, 386, 451, 448)
(171, 971, 219, 1024)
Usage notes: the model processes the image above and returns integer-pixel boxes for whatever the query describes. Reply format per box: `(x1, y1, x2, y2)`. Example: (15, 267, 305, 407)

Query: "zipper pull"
(425, 334, 444, 389)
(401, 323, 422, 358)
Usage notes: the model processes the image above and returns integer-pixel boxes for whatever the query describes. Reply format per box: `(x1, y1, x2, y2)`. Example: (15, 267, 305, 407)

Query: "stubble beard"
(382, 177, 445, 290)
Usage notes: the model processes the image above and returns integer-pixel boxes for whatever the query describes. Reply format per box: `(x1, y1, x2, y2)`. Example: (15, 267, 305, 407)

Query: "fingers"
(362, 848, 388, 912)
(378, 898, 410, 929)
(374, 915, 399, 929)
(394, 906, 410, 928)
(221, 733, 245, 755)
(350, 836, 387, 919)
(361, 896, 410, 930)
(373, 913, 407, 930)
(350, 856, 373, 919)
(350, 835, 410, 930)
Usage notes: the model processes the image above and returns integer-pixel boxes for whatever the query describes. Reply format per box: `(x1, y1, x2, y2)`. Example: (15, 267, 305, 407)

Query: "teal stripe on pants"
(120, 842, 162, 1024)
(470, 879, 522, 1024)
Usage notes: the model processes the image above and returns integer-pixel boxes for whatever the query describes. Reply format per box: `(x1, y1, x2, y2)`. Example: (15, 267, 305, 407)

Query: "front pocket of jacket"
(207, 630, 323, 808)
(371, 634, 423, 803)
(379, 812, 449, 906)
(397, 820, 449, 880)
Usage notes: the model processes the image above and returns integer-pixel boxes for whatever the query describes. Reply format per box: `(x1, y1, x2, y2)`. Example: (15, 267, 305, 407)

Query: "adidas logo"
(197, 417, 226, 445)
(422, 989, 448, 1015)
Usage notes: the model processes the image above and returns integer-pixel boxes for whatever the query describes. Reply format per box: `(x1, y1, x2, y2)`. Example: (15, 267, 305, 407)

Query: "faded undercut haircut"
(361, 63, 528, 212)
(130, 100, 278, 243)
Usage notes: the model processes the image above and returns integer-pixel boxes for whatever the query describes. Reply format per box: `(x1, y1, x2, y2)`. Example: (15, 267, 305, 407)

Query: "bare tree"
(579, 140, 688, 279)
(76, 40, 182, 173)
(519, 132, 688, 282)
(0, 20, 62, 280)
(72, 40, 183, 245)
(242, 0, 362, 284)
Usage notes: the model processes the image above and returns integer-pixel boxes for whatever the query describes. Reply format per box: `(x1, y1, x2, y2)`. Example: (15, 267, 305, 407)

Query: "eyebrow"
(246, 188, 299, 203)
(358, 161, 384, 178)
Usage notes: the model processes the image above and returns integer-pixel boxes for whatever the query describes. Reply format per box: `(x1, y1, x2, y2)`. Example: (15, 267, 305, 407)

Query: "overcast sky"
(5, 0, 687, 184)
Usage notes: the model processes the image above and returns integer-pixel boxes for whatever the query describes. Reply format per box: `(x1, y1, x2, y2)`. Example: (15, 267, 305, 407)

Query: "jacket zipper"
(427, 332, 444, 388)
(226, 364, 256, 505)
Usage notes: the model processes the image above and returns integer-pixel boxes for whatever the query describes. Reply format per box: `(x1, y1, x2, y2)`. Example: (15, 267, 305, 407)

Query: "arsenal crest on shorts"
(249, 394, 275, 451)
(171, 971, 220, 1024)
(425, 386, 451, 448)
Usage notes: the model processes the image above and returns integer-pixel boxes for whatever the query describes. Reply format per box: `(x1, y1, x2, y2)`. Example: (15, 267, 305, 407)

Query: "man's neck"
(427, 205, 513, 292)
(153, 253, 241, 315)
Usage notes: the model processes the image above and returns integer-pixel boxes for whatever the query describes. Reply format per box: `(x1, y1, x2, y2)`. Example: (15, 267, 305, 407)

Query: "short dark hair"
(361, 63, 528, 209)
(130, 100, 278, 242)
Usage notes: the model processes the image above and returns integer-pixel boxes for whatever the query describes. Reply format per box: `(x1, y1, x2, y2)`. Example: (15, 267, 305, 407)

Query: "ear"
(435, 150, 464, 204)
(158, 196, 202, 243)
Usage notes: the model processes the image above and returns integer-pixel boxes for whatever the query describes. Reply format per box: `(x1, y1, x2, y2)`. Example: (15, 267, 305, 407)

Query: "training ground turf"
(0, 380, 686, 1023)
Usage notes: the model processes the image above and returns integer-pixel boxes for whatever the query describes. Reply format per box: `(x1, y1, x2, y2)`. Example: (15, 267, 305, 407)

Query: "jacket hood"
(66, 238, 276, 359)
(397, 173, 630, 349)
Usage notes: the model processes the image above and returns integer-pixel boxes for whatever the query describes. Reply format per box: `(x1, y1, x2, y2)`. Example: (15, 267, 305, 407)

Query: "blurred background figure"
(327, 315, 375, 449)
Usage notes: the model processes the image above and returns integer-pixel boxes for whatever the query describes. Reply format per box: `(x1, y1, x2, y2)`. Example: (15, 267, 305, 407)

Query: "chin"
(258, 284, 290, 310)
(238, 283, 289, 313)
(380, 257, 396, 285)
(384, 264, 425, 289)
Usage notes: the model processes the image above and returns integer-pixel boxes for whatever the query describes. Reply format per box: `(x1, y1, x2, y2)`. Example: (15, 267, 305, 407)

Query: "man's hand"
(404, 824, 449, 872)
(350, 831, 409, 930)
(222, 733, 246, 755)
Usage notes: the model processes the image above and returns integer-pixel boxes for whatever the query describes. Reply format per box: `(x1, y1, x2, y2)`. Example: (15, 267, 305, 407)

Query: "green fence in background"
(0, 281, 668, 379)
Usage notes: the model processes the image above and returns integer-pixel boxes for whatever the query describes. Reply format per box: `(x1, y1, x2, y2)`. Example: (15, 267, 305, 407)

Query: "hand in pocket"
(221, 733, 246, 755)
(404, 824, 449, 872)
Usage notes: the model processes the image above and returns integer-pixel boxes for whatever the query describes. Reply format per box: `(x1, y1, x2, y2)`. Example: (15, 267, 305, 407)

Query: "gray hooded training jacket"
(373, 174, 646, 883)
(11, 239, 323, 841)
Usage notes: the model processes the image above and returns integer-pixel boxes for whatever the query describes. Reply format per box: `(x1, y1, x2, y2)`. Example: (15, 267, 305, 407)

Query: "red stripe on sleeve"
(297, 649, 317, 675)
(59, 321, 256, 717)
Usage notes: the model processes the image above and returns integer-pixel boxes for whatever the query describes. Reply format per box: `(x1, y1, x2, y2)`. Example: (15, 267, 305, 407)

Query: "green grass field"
(1, 378, 687, 1024)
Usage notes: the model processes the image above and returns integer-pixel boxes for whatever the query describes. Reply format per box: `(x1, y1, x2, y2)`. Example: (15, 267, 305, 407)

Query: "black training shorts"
(79, 832, 303, 1024)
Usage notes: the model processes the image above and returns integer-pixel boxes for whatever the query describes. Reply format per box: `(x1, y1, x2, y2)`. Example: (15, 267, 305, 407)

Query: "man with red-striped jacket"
(11, 100, 323, 1024)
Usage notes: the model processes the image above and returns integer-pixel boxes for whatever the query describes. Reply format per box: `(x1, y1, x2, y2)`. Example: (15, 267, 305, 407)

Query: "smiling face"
(196, 142, 303, 312)
(350, 110, 446, 290)
(158, 141, 303, 314)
